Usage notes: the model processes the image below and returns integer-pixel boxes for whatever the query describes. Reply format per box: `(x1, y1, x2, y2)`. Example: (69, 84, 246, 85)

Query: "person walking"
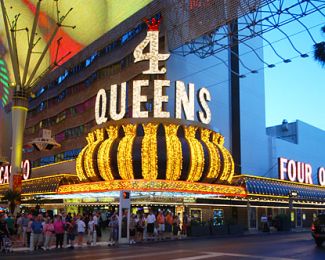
(135, 214, 144, 242)
(16, 214, 22, 240)
(31, 214, 43, 251)
(182, 213, 189, 237)
(21, 213, 29, 246)
(53, 215, 65, 249)
(43, 218, 54, 250)
(129, 214, 136, 244)
(5, 215, 14, 236)
(66, 219, 77, 249)
(156, 211, 165, 240)
(172, 215, 180, 239)
(26, 215, 33, 248)
(87, 216, 95, 245)
(165, 212, 173, 239)
(108, 214, 118, 246)
(77, 216, 86, 246)
(147, 210, 156, 240)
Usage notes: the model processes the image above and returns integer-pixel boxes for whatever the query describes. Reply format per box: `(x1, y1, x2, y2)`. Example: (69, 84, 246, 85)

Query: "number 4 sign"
(134, 17, 170, 74)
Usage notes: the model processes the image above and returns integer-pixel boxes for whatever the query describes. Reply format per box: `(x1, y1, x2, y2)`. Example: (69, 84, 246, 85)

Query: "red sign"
(0, 160, 31, 184)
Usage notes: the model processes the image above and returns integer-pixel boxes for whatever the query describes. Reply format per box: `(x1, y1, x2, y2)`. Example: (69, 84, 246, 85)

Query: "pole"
(9, 94, 28, 191)
(118, 191, 130, 244)
(229, 19, 241, 174)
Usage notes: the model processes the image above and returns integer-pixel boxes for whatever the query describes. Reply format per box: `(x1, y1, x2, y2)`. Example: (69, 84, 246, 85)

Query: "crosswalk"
(2, 245, 297, 260)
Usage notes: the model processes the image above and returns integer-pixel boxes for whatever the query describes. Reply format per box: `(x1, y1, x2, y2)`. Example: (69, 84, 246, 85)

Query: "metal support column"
(229, 19, 241, 174)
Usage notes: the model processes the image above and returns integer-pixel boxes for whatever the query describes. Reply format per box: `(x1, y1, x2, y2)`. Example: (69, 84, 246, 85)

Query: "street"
(2, 232, 325, 260)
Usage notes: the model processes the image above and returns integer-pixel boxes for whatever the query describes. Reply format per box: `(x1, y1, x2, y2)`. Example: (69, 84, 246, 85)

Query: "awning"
(0, 174, 80, 196)
(233, 175, 325, 201)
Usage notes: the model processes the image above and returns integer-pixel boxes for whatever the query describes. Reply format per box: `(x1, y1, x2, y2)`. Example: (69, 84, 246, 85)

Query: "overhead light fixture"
(26, 129, 61, 151)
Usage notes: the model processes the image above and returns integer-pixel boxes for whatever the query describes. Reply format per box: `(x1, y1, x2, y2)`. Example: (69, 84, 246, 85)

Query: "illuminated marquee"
(278, 157, 325, 186)
(0, 160, 31, 184)
(95, 17, 211, 125)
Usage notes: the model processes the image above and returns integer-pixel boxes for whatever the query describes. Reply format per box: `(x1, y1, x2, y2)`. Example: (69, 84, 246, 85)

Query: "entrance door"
(296, 209, 302, 228)
(249, 207, 257, 229)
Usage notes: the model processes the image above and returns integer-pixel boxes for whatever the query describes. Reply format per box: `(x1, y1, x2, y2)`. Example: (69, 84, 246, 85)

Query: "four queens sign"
(95, 17, 212, 125)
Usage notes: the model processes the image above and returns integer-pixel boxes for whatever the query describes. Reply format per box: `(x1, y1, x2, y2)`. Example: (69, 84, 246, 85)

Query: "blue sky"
(264, 10, 325, 131)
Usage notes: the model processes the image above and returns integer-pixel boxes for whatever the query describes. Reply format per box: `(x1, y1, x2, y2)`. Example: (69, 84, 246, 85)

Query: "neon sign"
(0, 160, 31, 184)
(278, 157, 325, 186)
(95, 17, 211, 125)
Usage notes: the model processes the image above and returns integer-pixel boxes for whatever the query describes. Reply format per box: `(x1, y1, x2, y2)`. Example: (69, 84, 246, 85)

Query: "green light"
(0, 73, 9, 81)
(2, 97, 7, 105)
(0, 78, 9, 87)
(3, 87, 9, 95)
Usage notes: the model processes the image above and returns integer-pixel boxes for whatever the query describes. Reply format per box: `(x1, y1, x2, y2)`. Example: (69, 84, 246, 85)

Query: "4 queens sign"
(95, 17, 212, 125)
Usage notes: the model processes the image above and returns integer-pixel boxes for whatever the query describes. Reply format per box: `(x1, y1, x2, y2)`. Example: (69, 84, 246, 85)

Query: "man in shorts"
(156, 211, 165, 240)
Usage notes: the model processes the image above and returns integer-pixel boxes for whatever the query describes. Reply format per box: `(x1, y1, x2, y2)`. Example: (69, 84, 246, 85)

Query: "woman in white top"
(87, 216, 95, 245)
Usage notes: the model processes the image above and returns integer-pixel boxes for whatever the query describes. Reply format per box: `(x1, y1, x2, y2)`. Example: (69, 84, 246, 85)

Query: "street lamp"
(0, 0, 74, 191)
(289, 190, 298, 228)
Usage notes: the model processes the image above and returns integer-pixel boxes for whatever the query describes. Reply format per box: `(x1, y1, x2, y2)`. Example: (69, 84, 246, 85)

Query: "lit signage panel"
(278, 157, 325, 186)
(95, 17, 212, 125)
(0, 160, 31, 184)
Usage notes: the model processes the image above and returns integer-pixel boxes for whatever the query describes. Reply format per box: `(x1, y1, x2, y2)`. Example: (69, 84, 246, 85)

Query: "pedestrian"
(165, 212, 173, 239)
(5, 215, 15, 236)
(31, 214, 43, 250)
(43, 218, 54, 250)
(26, 215, 33, 248)
(146, 210, 156, 240)
(77, 216, 86, 246)
(182, 213, 189, 236)
(21, 213, 29, 246)
(66, 219, 77, 249)
(172, 215, 180, 239)
(0, 213, 9, 237)
(135, 214, 144, 242)
(54, 215, 65, 249)
(94, 212, 102, 238)
(66, 213, 72, 223)
(129, 214, 136, 244)
(110, 214, 119, 246)
(87, 215, 95, 245)
(16, 214, 22, 240)
(156, 211, 165, 240)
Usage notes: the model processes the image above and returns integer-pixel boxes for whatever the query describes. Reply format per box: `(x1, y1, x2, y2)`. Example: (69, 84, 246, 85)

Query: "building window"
(213, 209, 224, 226)
(40, 156, 54, 166)
(190, 209, 202, 223)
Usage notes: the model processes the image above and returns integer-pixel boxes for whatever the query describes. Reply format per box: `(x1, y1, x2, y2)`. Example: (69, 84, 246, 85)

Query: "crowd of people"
(0, 209, 191, 251)
(0, 211, 102, 251)
(113, 210, 191, 245)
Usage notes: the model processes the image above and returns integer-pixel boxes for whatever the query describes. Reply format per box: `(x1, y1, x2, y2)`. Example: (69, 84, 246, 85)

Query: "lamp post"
(289, 190, 298, 229)
(0, 0, 74, 191)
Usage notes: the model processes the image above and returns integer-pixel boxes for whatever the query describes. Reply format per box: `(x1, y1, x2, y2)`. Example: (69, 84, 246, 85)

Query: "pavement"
(5, 227, 311, 253)
(1, 231, 324, 260)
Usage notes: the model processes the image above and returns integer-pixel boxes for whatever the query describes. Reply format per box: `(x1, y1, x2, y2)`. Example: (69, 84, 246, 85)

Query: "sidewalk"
(6, 227, 310, 253)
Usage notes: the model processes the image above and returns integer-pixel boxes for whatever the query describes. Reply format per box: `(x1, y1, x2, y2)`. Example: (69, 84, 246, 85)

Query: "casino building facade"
(0, 1, 325, 233)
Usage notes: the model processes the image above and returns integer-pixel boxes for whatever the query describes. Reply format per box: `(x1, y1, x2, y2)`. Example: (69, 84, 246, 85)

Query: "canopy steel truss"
(166, 0, 325, 68)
